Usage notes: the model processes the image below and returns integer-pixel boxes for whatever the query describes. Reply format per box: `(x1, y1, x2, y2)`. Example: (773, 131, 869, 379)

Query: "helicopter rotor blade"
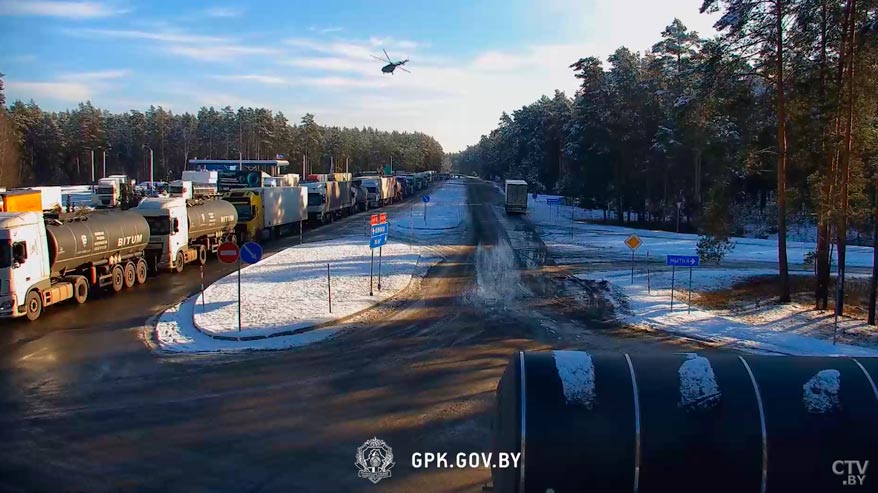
(371, 54, 387, 63)
(383, 49, 392, 63)
(398, 66, 411, 73)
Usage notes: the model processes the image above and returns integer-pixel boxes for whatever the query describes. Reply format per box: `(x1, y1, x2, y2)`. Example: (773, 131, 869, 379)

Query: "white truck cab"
(0, 212, 50, 318)
(136, 198, 188, 271)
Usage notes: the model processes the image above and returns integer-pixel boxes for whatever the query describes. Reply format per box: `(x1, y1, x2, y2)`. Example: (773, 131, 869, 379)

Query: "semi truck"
(0, 190, 43, 213)
(93, 176, 127, 207)
(135, 197, 237, 273)
(304, 180, 353, 223)
(223, 186, 307, 241)
(22, 186, 63, 211)
(358, 177, 395, 208)
(504, 179, 528, 214)
(0, 211, 151, 321)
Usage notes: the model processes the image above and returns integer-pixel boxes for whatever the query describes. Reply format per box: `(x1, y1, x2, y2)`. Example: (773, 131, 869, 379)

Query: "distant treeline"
(0, 83, 445, 187)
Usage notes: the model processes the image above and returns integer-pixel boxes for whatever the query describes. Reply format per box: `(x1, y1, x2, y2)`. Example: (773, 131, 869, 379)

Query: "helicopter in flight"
(371, 49, 410, 74)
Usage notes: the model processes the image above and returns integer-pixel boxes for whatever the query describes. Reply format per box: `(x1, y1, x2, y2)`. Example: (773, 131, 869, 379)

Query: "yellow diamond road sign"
(625, 234, 642, 251)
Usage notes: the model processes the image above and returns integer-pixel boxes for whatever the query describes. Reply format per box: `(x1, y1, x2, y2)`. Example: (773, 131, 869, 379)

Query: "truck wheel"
(111, 265, 125, 292)
(25, 290, 42, 321)
(174, 251, 185, 273)
(198, 246, 207, 265)
(135, 259, 148, 284)
(73, 277, 89, 304)
(124, 262, 137, 288)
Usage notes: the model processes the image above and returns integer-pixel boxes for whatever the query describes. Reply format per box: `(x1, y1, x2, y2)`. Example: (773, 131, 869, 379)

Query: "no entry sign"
(217, 241, 240, 263)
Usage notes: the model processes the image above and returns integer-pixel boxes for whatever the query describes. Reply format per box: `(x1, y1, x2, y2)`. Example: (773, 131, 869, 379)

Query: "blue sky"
(0, 0, 718, 151)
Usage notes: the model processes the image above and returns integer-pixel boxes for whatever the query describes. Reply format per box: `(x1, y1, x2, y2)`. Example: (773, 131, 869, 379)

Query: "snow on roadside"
(390, 180, 466, 242)
(528, 194, 875, 268)
(192, 238, 437, 338)
(516, 194, 878, 356)
(155, 295, 339, 352)
(579, 269, 878, 356)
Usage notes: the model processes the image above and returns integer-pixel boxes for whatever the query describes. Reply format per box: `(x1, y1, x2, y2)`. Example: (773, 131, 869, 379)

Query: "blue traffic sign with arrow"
(422, 195, 430, 203)
(370, 234, 388, 249)
(240, 241, 263, 264)
(666, 255, 699, 267)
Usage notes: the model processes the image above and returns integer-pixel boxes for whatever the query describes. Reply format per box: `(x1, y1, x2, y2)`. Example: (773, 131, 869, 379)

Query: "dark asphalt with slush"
(0, 179, 722, 492)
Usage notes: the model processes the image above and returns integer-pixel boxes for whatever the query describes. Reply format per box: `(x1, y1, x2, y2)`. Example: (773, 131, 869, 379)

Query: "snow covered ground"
(154, 181, 464, 352)
(522, 194, 878, 356)
(191, 239, 431, 338)
(532, 194, 874, 268)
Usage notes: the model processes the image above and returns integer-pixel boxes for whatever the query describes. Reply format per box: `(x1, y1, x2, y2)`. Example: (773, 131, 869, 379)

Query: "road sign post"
(423, 195, 430, 224)
(369, 214, 389, 295)
(378, 246, 383, 291)
(217, 241, 241, 330)
(327, 263, 332, 313)
(370, 249, 374, 296)
(666, 255, 699, 312)
(200, 264, 205, 311)
(624, 235, 642, 284)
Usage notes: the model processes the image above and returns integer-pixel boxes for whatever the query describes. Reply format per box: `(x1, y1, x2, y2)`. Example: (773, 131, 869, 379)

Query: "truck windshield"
(308, 193, 324, 205)
(144, 216, 171, 235)
(97, 186, 115, 194)
(231, 202, 252, 221)
(0, 240, 10, 269)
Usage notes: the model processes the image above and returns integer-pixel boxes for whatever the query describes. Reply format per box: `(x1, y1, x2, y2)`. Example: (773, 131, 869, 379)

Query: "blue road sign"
(666, 255, 699, 267)
(422, 195, 431, 203)
(371, 223, 389, 236)
(240, 241, 263, 264)
(546, 197, 562, 205)
(370, 234, 388, 249)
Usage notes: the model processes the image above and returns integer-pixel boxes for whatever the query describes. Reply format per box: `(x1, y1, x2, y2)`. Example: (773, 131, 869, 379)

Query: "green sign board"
(384, 164, 392, 175)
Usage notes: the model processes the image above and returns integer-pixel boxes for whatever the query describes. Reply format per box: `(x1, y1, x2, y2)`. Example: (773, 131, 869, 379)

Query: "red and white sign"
(370, 214, 379, 226)
(217, 241, 240, 263)
(379, 213, 387, 223)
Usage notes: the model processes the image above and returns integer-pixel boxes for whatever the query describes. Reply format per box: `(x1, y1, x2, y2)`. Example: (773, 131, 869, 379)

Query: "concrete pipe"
(491, 351, 878, 493)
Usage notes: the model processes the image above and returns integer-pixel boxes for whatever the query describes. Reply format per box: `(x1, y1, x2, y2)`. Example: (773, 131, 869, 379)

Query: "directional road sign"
(624, 234, 642, 251)
(217, 242, 240, 263)
(379, 213, 387, 223)
(546, 197, 562, 205)
(666, 255, 699, 267)
(371, 223, 389, 236)
(422, 195, 431, 203)
(240, 241, 263, 264)
(370, 234, 388, 249)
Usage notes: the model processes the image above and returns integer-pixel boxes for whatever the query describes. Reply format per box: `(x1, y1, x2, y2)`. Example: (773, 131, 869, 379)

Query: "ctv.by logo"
(833, 460, 868, 486)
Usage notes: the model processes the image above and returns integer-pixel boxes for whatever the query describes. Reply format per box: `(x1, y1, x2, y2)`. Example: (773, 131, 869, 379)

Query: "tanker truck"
(135, 197, 237, 273)
(0, 211, 151, 321)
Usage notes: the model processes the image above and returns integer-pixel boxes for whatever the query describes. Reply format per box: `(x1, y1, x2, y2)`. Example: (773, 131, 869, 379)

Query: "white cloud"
(309, 26, 344, 34)
(65, 28, 275, 61)
(68, 28, 226, 44)
(212, 74, 287, 85)
(205, 6, 244, 18)
(0, 1, 128, 18)
(168, 44, 276, 61)
(5, 81, 91, 102)
(59, 69, 131, 81)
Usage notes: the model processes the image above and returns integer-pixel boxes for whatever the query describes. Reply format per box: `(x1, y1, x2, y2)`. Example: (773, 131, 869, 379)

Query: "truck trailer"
(135, 197, 237, 272)
(224, 186, 307, 241)
(0, 189, 43, 213)
(504, 179, 528, 214)
(0, 211, 151, 321)
(304, 181, 353, 223)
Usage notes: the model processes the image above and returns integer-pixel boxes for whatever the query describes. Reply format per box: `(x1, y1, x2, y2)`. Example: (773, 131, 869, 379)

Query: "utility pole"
(142, 144, 154, 190)
(90, 149, 95, 183)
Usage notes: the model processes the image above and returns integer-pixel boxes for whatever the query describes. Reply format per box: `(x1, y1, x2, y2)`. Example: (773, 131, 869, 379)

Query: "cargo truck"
(504, 179, 528, 214)
(358, 177, 395, 208)
(135, 197, 237, 273)
(305, 180, 353, 223)
(0, 211, 151, 321)
(21, 186, 63, 211)
(223, 186, 307, 241)
(0, 190, 43, 213)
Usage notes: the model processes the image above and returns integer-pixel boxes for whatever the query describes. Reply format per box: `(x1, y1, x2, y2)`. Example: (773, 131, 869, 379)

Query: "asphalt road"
(0, 179, 707, 493)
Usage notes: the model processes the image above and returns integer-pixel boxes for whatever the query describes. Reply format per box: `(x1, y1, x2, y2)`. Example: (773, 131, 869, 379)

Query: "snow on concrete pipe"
(491, 351, 878, 493)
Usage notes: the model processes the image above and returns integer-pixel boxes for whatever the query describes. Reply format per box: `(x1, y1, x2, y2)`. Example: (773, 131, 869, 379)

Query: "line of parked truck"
(0, 170, 444, 321)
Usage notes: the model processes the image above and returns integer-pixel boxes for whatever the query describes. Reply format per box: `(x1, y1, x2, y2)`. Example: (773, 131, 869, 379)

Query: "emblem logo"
(355, 437, 394, 484)
(81, 234, 88, 247)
